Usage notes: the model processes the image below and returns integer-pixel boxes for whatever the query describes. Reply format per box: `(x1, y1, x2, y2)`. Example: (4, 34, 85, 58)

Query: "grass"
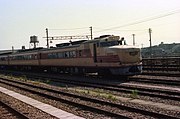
(45, 79, 51, 84)
(107, 94, 117, 101)
(21, 75, 27, 81)
(131, 89, 138, 99)
(69, 88, 117, 101)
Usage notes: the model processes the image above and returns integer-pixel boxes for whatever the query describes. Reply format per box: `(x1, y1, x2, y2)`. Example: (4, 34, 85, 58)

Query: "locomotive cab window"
(100, 41, 119, 47)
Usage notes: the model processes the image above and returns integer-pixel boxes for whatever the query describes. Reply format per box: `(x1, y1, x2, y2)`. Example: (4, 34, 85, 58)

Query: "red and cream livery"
(0, 35, 142, 76)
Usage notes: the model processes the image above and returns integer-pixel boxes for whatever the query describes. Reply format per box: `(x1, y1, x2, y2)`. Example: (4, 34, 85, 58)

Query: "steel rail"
(0, 100, 30, 119)
(129, 77, 180, 86)
(0, 78, 179, 119)
(20, 75, 180, 101)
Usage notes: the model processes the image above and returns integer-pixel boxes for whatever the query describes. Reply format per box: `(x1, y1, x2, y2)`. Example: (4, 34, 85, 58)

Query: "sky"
(0, 0, 180, 50)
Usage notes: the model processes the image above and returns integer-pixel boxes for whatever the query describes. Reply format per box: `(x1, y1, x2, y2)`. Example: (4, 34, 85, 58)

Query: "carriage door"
(93, 43, 97, 62)
(38, 53, 41, 65)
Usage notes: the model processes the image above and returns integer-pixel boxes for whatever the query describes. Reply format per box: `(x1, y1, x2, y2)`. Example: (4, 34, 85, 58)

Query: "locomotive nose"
(108, 45, 141, 64)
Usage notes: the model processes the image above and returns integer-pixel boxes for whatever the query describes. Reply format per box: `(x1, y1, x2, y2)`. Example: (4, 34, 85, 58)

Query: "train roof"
(0, 35, 122, 55)
(109, 45, 140, 50)
(83, 35, 120, 44)
(17, 47, 44, 52)
(0, 50, 14, 56)
(56, 40, 87, 48)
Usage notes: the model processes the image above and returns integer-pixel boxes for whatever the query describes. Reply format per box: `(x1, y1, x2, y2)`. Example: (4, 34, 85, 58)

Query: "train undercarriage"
(0, 64, 142, 76)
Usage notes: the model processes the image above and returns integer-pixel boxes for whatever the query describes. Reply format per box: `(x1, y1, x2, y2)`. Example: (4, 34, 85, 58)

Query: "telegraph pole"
(141, 44, 144, 48)
(149, 28, 152, 48)
(90, 26, 93, 40)
(132, 34, 135, 46)
(46, 28, 49, 48)
(149, 28, 152, 57)
(12, 46, 14, 52)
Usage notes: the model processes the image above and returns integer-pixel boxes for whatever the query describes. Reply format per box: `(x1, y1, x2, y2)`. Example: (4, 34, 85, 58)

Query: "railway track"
(142, 57, 180, 77)
(129, 77, 180, 86)
(10, 73, 180, 101)
(0, 100, 29, 119)
(0, 77, 179, 119)
(0, 70, 179, 102)
(142, 71, 180, 77)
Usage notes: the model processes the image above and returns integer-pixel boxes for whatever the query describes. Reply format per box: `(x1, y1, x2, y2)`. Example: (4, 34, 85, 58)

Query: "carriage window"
(58, 52, 64, 58)
(0, 57, 6, 61)
(16, 56, 23, 60)
(49, 53, 58, 59)
(97, 42, 99, 47)
(69, 51, 76, 57)
(48, 53, 52, 59)
(79, 50, 82, 57)
(64, 52, 70, 58)
(34, 54, 37, 59)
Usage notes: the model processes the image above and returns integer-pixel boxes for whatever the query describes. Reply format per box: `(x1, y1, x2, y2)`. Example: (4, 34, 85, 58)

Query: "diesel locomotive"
(0, 35, 142, 76)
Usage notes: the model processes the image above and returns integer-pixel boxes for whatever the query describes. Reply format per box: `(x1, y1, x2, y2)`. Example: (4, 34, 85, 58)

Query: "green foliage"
(9, 74, 13, 79)
(66, 85, 68, 90)
(46, 79, 50, 84)
(108, 94, 113, 99)
(131, 89, 138, 98)
(22, 75, 27, 81)
(107, 94, 117, 101)
(87, 90, 90, 94)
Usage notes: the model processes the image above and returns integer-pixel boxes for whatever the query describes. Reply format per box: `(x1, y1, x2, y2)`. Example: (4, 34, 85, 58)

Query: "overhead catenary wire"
(93, 9, 180, 33)
(46, 9, 180, 40)
(93, 27, 147, 31)
(48, 27, 90, 36)
(49, 27, 89, 31)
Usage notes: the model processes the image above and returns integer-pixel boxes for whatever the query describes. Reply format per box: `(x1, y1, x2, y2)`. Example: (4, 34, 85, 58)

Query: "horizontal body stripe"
(97, 55, 119, 63)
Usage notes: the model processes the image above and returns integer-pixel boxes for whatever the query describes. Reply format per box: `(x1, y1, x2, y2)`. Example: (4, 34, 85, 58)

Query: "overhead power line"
(49, 27, 88, 31)
(94, 9, 180, 33)
(94, 27, 146, 31)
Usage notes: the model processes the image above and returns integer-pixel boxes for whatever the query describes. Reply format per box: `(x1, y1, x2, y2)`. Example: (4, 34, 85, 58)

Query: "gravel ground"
(0, 76, 179, 118)
(130, 75, 180, 89)
(0, 81, 110, 119)
(66, 88, 180, 118)
(27, 73, 180, 107)
(0, 92, 58, 119)
(133, 75, 180, 81)
(74, 85, 180, 107)
(118, 83, 180, 106)
(0, 102, 18, 119)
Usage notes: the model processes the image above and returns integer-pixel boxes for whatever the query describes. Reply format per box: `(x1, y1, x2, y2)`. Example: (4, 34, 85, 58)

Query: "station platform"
(0, 86, 84, 119)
